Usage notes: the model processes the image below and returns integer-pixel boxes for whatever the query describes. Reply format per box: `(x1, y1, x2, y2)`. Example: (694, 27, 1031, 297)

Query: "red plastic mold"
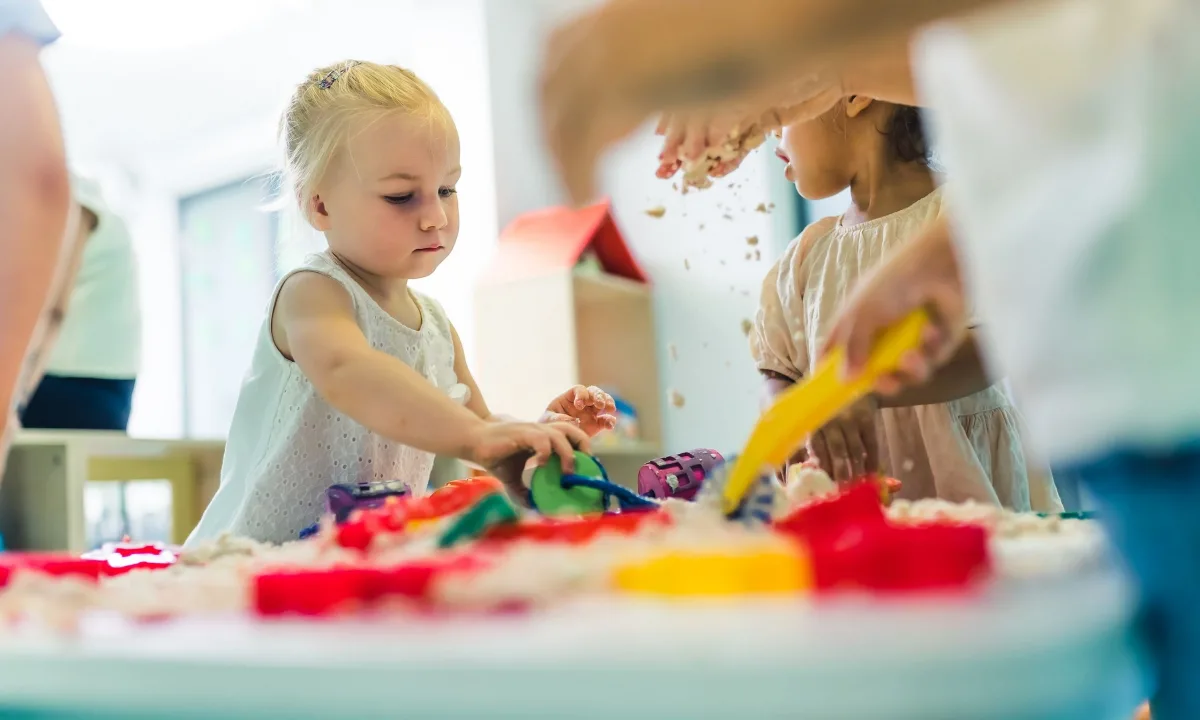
(253, 555, 489, 617)
(0, 553, 108, 584)
(774, 483, 991, 594)
(773, 482, 886, 544)
(808, 522, 991, 593)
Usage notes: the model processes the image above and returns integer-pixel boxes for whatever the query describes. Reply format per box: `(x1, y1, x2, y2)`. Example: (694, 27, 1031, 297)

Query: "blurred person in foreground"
(0, 0, 73, 473)
(539, 1, 1198, 718)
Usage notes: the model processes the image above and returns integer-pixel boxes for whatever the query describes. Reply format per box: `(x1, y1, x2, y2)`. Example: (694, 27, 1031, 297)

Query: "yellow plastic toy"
(612, 546, 811, 597)
(723, 309, 929, 514)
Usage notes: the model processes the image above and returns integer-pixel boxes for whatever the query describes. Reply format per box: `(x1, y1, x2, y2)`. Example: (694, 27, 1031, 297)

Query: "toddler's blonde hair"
(279, 60, 452, 208)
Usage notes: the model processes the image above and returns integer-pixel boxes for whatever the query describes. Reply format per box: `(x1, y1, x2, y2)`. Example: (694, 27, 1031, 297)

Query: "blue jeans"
(1061, 443, 1200, 720)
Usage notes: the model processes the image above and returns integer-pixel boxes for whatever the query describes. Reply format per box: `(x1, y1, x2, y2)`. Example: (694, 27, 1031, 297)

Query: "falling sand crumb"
(683, 258, 690, 270)
(645, 206, 667, 218)
(669, 390, 686, 408)
(722, 214, 734, 221)
(698, 224, 705, 231)
(744, 252, 753, 260)
(669, 344, 679, 361)
(746, 235, 759, 246)
(741, 319, 753, 336)
(755, 203, 769, 213)
(754, 249, 761, 261)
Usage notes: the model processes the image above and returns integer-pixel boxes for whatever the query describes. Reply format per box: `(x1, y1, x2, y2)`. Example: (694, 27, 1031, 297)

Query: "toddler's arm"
(0, 34, 71, 449)
(274, 273, 586, 468)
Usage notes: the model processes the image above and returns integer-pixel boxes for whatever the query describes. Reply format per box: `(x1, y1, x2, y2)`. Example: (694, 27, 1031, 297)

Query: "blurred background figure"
(20, 172, 142, 431)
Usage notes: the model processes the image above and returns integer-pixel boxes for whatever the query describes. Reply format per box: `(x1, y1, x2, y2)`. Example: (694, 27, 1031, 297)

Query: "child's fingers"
(808, 433, 832, 480)
(822, 424, 854, 482)
(573, 385, 592, 409)
(596, 413, 618, 429)
(680, 117, 709, 162)
(544, 422, 587, 471)
(526, 432, 552, 467)
(586, 386, 612, 410)
(542, 411, 579, 425)
(861, 417, 880, 474)
(560, 422, 591, 451)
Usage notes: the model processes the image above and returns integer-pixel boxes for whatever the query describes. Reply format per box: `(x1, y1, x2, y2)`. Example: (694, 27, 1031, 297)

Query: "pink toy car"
(638, 449, 724, 501)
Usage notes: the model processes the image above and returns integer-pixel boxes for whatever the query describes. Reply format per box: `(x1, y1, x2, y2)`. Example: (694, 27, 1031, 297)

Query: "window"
(177, 176, 281, 438)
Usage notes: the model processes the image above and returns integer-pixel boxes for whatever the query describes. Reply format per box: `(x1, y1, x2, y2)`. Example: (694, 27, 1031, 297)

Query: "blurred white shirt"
(914, 0, 1200, 464)
(46, 175, 142, 379)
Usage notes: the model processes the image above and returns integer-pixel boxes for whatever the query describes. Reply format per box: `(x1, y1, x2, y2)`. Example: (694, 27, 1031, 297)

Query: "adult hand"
(656, 71, 847, 184)
(821, 215, 970, 396)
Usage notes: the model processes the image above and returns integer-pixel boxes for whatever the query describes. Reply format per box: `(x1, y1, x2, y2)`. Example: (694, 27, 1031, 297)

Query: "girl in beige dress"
(751, 96, 1059, 511)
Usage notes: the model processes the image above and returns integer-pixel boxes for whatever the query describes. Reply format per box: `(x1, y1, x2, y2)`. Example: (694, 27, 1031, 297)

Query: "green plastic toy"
(529, 451, 607, 516)
(437, 492, 519, 548)
(1036, 511, 1098, 521)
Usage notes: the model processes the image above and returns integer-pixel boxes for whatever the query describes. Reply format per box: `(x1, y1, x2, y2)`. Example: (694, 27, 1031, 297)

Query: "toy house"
(473, 201, 661, 485)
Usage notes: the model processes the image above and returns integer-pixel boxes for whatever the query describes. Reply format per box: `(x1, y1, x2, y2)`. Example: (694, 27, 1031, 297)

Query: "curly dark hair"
(884, 105, 930, 166)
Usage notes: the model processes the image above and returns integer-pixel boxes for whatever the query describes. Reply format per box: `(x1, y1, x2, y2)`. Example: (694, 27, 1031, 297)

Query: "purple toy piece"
(637, 449, 724, 501)
(325, 482, 410, 524)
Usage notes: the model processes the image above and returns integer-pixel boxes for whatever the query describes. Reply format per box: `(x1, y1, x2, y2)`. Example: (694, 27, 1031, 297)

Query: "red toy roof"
(483, 199, 649, 285)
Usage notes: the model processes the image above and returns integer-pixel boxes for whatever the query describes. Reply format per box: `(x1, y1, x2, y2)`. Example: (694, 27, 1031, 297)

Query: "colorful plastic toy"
(612, 545, 810, 597)
(0, 553, 109, 586)
(81, 539, 178, 574)
(724, 308, 930, 513)
(484, 508, 669, 545)
(529, 451, 657, 516)
(331, 477, 509, 550)
(438, 492, 519, 549)
(325, 481, 411, 524)
(773, 483, 991, 594)
(253, 555, 488, 617)
(637, 449, 724, 501)
(774, 482, 887, 545)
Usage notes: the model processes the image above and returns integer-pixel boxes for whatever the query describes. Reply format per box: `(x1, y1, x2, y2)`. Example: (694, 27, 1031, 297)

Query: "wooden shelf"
(474, 269, 662, 453)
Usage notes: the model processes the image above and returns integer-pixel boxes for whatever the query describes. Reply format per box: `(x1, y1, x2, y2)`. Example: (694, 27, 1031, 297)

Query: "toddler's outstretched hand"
(543, 385, 618, 437)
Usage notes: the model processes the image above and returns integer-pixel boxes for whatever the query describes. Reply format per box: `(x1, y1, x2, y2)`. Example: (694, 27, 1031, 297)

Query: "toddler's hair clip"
(317, 61, 361, 89)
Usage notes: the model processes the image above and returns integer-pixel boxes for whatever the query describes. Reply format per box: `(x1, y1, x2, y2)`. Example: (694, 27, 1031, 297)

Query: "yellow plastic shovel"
(722, 308, 930, 514)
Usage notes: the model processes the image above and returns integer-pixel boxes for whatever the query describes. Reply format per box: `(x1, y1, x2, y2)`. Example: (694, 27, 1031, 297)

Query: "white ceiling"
(40, 0, 441, 180)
